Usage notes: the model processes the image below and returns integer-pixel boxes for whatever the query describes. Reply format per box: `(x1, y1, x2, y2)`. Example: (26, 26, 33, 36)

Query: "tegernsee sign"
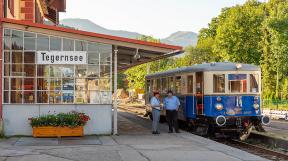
(37, 51, 87, 64)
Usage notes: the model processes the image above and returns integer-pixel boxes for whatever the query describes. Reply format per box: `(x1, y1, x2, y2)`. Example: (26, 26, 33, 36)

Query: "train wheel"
(239, 126, 252, 141)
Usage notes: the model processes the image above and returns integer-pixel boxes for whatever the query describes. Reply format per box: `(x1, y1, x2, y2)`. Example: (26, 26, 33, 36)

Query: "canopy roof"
(1, 18, 183, 70)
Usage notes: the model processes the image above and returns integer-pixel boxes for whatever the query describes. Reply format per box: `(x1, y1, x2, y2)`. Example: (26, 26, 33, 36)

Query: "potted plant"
(29, 111, 90, 138)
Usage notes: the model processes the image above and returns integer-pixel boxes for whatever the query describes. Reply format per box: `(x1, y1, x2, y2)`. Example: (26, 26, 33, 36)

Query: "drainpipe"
(113, 47, 118, 135)
(0, 0, 4, 134)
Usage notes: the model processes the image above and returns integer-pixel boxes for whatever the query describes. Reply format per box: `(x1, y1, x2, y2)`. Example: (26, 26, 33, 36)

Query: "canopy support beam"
(113, 47, 118, 135)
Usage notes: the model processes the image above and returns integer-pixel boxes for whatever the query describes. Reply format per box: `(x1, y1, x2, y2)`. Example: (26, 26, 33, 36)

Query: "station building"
(0, 0, 183, 136)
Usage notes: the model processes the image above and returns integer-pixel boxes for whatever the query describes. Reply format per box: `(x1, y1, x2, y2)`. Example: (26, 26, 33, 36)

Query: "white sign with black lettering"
(37, 51, 87, 64)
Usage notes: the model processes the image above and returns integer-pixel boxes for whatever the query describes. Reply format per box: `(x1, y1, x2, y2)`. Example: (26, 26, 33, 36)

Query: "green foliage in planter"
(29, 111, 90, 127)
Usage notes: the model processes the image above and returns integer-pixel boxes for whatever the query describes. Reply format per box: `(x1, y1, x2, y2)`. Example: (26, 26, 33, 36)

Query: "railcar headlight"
(236, 63, 242, 69)
(216, 96, 222, 102)
(215, 103, 224, 111)
(253, 103, 259, 110)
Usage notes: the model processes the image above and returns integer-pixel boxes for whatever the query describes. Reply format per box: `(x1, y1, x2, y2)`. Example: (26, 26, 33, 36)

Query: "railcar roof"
(146, 62, 260, 78)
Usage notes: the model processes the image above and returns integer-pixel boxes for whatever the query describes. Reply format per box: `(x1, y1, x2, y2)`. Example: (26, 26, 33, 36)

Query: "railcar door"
(196, 72, 204, 115)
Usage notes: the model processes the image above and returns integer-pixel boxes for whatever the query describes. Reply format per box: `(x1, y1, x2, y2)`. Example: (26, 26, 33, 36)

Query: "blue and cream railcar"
(145, 62, 269, 140)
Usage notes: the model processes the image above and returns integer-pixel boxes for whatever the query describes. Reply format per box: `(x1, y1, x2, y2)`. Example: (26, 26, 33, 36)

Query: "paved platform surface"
(0, 112, 269, 161)
(253, 120, 288, 141)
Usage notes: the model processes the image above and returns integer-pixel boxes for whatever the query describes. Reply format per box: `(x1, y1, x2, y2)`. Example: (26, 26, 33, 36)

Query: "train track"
(215, 139, 288, 161)
(120, 104, 288, 161)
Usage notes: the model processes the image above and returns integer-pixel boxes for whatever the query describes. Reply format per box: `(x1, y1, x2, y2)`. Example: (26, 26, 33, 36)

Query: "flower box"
(29, 111, 90, 138)
(32, 126, 84, 138)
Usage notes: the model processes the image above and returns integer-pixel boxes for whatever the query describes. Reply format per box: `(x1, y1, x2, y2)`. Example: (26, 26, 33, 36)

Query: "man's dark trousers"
(166, 110, 179, 132)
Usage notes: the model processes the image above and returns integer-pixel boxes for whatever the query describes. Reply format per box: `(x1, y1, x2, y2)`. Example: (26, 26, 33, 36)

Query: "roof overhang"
(1, 18, 184, 70)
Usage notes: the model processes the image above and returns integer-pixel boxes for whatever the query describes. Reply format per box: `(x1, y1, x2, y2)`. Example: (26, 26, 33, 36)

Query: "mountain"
(60, 18, 197, 47)
(161, 31, 198, 47)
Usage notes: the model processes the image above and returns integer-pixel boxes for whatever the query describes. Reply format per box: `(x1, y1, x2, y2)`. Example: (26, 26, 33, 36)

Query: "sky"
(60, 0, 261, 39)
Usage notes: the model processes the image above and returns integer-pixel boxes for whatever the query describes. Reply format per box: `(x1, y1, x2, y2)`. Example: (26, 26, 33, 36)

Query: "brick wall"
(20, 0, 34, 22)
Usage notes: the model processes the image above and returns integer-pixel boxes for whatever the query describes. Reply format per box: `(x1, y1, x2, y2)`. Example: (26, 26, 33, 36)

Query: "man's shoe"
(155, 131, 160, 134)
(168, 131, 173, 133)
(152, 131, 157, 134)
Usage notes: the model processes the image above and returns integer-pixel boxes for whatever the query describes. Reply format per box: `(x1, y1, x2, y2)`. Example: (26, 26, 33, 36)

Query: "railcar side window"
(168, 77, 174, 91)
(187, 75, 193, 93)
(156, 79, 161, 91)
(152, 79, 157, 91)
(175, 76, 181, 93)
(150, 80, 154, 92)
(161, 78, 167, 93)
(213, 74, 225, 93)
(250, 74, 259, 93)
(228, 74, 247, 93)
(146, 80, 151, 93)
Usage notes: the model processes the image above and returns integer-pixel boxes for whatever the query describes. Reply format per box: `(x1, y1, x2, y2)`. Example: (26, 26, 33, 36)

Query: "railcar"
(145, 62, 270, 140)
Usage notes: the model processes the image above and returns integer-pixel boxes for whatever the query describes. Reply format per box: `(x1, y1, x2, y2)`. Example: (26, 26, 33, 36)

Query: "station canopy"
(1, 18, 183, 70)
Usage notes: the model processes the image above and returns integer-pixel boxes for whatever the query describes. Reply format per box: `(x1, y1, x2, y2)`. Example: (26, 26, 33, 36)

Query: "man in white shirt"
(150, 92, 162, 134)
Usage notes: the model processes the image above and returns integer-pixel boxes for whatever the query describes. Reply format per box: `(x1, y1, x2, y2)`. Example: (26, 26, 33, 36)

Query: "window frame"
(2, 28, 113, 105)
(228, 74, 248, 94)
(187, 75, 194, 94)
(213, 74, 225, 93)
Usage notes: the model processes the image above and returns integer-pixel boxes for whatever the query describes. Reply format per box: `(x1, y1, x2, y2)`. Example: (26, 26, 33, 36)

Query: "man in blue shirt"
(164, 90, 180, 133)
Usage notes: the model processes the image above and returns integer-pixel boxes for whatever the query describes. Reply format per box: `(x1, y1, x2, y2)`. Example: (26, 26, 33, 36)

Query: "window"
(63, 39, 74, 51)
(146, 80, 151, 93)
(100, 65, 110, 78)
(24, 34, 36, 51)
(50, 37, 62, 51)
(37, 34, 49, 50)
(75, 41, 87, 51)
(187, 75, 193, 93)
(168, 77, 174, 91)
(3, 29, 112, 104)
(250, 74, 259, 93)
(213, 74, 225, 93)
(175, 76, 181, 93)
(161, 78, 167, 93)
(152, 79, 157, 91)
(11, 30, 23, 50)
(156, 79, 161, 91)
(228, 74, 247, 93)
(88, 53, 99, 64)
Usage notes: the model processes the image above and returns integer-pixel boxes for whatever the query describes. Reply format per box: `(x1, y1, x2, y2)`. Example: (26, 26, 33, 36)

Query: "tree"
(124, 35, 163, 90)
(260, 0, 288, 99)
(213, 0, 265, 65)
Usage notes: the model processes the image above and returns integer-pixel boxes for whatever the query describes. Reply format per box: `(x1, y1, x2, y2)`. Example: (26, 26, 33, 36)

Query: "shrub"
(29, 111, 90, 127)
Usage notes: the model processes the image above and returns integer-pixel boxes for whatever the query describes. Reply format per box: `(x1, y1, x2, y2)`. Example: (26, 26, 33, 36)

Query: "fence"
(262, 99, 288, 110)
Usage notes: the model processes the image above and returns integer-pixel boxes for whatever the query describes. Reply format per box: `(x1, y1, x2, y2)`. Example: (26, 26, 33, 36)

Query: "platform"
(0, 111, 269, 161)
(253, 120, 288, 141)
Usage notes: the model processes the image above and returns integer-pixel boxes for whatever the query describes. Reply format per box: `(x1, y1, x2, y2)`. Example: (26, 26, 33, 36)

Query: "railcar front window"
(213, 74, 225, 93)
(250, 74, 259, 93)
(228, 74, 247, 93)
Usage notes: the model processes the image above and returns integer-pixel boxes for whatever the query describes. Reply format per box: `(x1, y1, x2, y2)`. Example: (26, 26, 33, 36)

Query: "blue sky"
(60, 0, 262, 38)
